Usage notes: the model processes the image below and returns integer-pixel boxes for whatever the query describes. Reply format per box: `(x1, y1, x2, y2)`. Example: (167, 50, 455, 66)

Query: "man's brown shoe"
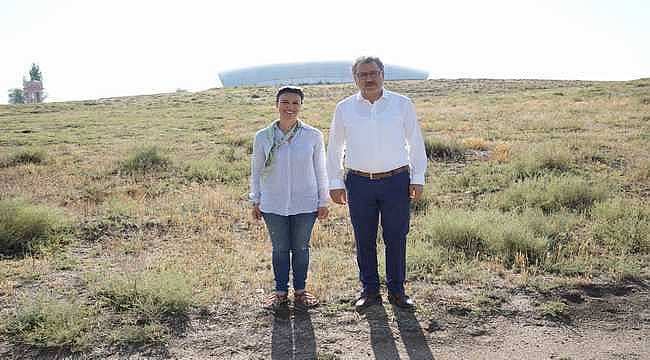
(355, 293, 382, 310)
(388, 293, 415, 310)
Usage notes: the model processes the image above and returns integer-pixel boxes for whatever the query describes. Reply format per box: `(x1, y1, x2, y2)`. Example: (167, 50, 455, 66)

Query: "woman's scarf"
(262, 120, 303, 176)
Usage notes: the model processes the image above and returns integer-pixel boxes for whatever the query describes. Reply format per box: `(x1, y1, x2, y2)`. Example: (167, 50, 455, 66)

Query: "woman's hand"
(252, 203, 262, 221)
(317, 207, 329, 220)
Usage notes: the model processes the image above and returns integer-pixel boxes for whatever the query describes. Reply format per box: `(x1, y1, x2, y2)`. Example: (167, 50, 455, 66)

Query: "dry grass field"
(1, 78, 649, 359)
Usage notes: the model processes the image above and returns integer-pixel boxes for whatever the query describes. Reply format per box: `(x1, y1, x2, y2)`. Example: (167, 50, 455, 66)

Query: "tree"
(8, 88, 25, 104)
(29, 63, 42, 82)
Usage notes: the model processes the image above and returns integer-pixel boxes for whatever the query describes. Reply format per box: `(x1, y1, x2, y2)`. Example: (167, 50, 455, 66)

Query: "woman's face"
(276, 92, 302, 121)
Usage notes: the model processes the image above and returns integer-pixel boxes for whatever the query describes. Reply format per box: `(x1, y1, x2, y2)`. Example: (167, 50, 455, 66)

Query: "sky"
(1, 0, 648, 103)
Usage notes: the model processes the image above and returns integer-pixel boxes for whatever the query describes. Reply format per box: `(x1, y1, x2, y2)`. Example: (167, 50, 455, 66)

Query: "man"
(327, 56, 427, 310)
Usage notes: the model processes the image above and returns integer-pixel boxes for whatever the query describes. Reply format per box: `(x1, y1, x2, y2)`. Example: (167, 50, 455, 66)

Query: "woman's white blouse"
(250, 122, 329, 216)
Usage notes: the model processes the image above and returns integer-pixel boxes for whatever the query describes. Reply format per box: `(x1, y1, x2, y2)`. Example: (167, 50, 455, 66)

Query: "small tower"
(23, 80, 44, 104)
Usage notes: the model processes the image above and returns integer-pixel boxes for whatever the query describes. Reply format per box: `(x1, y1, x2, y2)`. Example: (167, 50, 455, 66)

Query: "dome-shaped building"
(218, 61, 428, 87)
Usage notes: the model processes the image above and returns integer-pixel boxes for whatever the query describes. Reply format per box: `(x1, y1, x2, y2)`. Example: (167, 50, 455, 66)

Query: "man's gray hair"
(352, 56, 384, 75)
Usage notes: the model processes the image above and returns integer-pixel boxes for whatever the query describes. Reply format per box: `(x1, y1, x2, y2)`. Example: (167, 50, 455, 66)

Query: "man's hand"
(251, 203, 262, 221)
(329, 189, 347, 205)
(317, 207, 329, 220)
(409, 184, 423, 202)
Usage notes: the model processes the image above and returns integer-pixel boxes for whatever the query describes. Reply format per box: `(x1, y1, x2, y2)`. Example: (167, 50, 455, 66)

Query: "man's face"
(354, 62, 384, 99)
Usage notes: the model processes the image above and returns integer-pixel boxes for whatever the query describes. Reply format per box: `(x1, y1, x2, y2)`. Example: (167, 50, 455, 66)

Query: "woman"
(250, 86, 329, 311)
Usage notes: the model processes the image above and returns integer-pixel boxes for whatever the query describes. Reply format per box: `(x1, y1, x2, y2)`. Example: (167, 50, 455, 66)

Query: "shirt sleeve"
(249, 133, 265, 204)
(326, 105, 346, 189)
(404, 100, 427, 185)
(314, 132, 330, 207)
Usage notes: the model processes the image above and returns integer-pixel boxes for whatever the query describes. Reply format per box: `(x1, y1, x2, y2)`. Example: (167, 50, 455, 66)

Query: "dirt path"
(159, 282, 650, 360)
(3, 281, 649, 360)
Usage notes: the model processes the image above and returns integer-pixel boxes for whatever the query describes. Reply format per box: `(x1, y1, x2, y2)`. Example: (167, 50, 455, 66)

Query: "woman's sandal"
(263, 293, 289, 310)
(294, 291, 319, 310)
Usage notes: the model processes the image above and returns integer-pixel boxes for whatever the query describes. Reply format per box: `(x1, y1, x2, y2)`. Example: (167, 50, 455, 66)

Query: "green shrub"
(421, 208, 550, 267)
(407, 241, 451, 278)
(1, 148, 46, 167)
(592, 199, 650, 255)
(89, 269, 195, 322)
(517, 208, 581, 247)
(592, 198, 650, 221)
(0, 199, 69, 256)
(490, 220, 548, 266)
(1, 293, 91, 352)
(600, 257, 645, 281)
(511, 143, 572, 179)
(109, 323, 169, 346)
(184, 159, 219, 183)
(422, 210, 487, 258)
(536, 300, 569, 319)
(120, 146, 170, 174)
(424, 137, 465, 161)
(470, 289, 506, 317)
(489, 175, 607, 213)
(547, 260, 589, 277)
(443, 163, 512, 194)
(183, 154, 248, 184)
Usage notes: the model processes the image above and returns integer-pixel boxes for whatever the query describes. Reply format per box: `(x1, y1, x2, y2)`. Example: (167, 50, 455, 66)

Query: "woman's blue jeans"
(262, 211, 317, 293)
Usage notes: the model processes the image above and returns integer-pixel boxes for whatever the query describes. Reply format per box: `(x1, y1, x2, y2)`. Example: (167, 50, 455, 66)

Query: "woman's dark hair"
(276, 86, 304, 104)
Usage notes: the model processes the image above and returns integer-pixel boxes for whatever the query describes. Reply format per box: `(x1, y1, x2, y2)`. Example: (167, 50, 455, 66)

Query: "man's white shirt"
(326, 89, 427, 189)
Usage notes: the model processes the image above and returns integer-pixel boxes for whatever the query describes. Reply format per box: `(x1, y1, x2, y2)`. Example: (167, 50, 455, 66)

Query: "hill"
(1, 79, 649, 359)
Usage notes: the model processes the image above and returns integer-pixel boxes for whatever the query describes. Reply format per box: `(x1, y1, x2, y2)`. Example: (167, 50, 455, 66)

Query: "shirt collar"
(355, 88, 389, 104)
(273, 120, 302, 137)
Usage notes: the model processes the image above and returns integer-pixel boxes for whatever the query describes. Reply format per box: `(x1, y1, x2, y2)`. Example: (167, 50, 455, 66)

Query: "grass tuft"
(109, 323, 169, 347)
(1, 293, 92, 352)
(424, 137, 465, 161)
(183, 158, 248, 184)
(421, 208, 551, 267)
(1, 147, 46, 167)
(89, 269, 195, 322)
(511, 143, 573, 179)
(537, 300, 569, 319)
(407, 241, 453, 279)
(0, 199, 70, 256)
(183, 147, 249, 184)
(443, 163, 511, 194)
(592, 198, 650, 255)
(489, 175, 607, 213)
(120, 146, 170, 174)
(422, 209, 487, 258)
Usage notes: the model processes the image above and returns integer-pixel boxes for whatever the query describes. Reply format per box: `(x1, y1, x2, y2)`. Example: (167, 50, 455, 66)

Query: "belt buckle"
(369, 172, 374, 180)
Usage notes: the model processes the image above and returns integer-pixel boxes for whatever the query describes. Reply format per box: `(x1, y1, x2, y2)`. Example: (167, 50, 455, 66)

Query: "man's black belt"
(347, 165, 409, 180)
